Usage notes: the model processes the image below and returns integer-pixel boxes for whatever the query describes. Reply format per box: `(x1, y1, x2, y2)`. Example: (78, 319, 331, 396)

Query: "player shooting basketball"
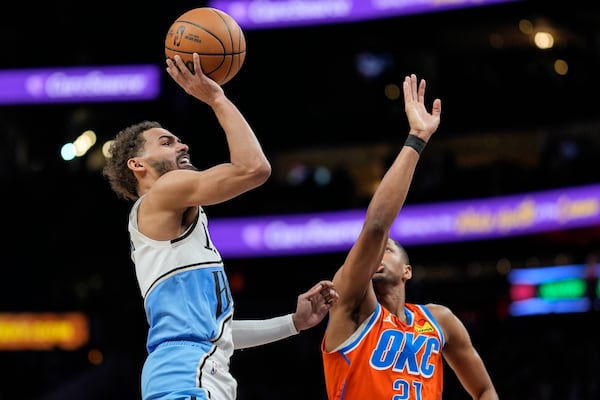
(102, 52, 338, 400)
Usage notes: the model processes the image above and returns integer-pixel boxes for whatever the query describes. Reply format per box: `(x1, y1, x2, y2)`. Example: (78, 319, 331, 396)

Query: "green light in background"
(538, 279, 586, 300)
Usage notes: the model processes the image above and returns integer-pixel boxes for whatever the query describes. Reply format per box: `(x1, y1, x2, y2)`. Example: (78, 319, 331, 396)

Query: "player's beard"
(150, 159, 198, 176)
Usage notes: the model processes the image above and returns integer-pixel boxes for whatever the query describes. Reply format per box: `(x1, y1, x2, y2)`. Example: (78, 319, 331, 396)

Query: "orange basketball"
(165, 7, 246, 85)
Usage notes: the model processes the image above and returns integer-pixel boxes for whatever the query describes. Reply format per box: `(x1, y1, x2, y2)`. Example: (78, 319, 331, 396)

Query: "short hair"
(390, 238, 410, 265)
(102, 120, 162, 201)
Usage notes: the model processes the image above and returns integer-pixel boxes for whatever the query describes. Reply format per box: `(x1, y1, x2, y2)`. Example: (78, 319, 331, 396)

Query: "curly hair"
(102, 120, 163, 201)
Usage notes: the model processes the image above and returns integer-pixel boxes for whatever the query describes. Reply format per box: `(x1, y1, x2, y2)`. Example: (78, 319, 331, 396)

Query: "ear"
(127, 158, 144, 171)
(404, 264, 413, 280)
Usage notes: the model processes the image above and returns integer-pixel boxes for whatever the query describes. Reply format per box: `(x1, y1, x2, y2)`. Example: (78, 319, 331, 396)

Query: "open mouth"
(177, 155, 191, 167)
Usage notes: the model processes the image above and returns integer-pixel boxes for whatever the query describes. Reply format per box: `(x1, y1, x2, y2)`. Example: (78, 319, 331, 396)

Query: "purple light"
(208, 0, 520, 30)
(0, 65, 161, 105)
(209, 184, 600, 258)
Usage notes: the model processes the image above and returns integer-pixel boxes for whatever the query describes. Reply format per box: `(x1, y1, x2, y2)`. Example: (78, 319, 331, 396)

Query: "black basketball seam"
(164, 48, 246, 56)
(231, 20, 245, 82)
(210, 9, 236, 83)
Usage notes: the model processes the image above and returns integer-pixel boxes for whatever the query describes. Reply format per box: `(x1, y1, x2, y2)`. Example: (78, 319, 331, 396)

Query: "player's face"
(373, 239, 410, 285)
(140, 128, 196, 175)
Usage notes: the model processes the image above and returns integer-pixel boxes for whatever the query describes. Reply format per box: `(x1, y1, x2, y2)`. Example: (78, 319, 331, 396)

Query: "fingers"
(316, 281, 337, 301)
(319, 281, 339, 306)
(303, 280, 339, 306)
(411, 73, 418, 99)
(432, 98, 442, 117)
(323, 288, 339, 306)
(305, 281, 325, 296)
(403, 73, 442, 115)
(418, 77, 426, 103)
(192, 52, 203, 76)
(166, 53, 204, 78)
(402, 75, 412, 103)
(298, 282, 326, 303)
(402, 74, 423, 104)
(165, 55, 189, 81)
(306, 280, 333, 294)
(402, 74, 424, 102)
(317, 280, 334, 289)
(165, 57, 177, 77)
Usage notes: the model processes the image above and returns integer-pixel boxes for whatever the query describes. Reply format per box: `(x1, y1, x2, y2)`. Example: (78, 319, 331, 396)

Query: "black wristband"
(404, 134, 427, 155)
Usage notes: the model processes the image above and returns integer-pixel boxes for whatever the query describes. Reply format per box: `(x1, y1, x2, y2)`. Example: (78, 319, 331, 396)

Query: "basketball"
(165, 7, 246, 85)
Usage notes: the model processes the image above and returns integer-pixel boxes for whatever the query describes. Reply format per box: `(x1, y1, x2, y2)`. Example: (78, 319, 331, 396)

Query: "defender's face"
(373, 239, 411, 284)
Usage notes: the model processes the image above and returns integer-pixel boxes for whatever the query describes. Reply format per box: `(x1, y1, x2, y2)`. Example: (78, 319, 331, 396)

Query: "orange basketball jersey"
(322, 303, 445, 400)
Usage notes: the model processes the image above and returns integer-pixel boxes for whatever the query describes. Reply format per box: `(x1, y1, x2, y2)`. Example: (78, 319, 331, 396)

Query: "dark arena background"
(1, 0, 599, 399)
